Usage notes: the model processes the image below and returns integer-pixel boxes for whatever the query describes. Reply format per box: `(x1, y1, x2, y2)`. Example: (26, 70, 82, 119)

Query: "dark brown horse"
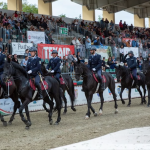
(74, 60, 118, 119)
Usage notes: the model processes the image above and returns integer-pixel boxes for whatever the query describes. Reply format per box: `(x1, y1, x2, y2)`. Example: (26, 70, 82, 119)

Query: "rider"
(88, 47, 104, 90)
(26, 47, 43, 99)
(46, 50, 61, 84)
(124, 51, 139, 88)
(0, 45, 8, 98)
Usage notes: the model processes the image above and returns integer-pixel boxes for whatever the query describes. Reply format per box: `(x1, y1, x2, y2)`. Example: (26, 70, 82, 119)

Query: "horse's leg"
(127, 88, 131, 107)
(147, 87, 150, 107)
(19, 98, 31, 129)
(0, 113, 7, 126)
(120, 87, 125, 104)
(137, 86, 143, 104)
(8, 100, 20, 125)
(62, 90, 67, 114)
(67, 88, 76, 112)
(43, 101, 50, 113)
(142, 84, 147, 104)
(25, 106, 32, 126)
(98, 91, 104, 115)
(84, 92, 93, 119)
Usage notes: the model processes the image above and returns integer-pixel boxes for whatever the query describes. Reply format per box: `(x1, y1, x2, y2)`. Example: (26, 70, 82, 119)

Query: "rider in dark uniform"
(0, 45, 8, 98)
(26, 47, 43, 99)
(46, 50, 61, 84)
(124, 51, 139, 88)
(88, 47, 104, 90)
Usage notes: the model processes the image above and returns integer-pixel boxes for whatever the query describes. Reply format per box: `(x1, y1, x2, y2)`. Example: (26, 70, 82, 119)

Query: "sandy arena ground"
(0, 98, 150, 150)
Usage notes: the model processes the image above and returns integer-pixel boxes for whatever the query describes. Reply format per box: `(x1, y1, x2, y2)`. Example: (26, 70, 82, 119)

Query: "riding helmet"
(90, 47, 97, 51)
(128, 51, 133, 55)
(52, 50, 58, 54)
(29, 47, 37, 52)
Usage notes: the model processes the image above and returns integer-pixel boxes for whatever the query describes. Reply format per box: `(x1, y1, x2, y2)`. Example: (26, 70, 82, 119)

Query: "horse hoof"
(49, 120, 53, 125)
(54, 122, 59, 125)
(3, 121, 7, 127)
(85, 115, 89, 119)
(99, 109, 103, 115)
(26, 121, 31, 127)
(144, 101, 147, 104)
(63, 111, 67, 115)
(115, 109, 118, 114)
(127, 104, 130, 107)
(122, 101, 125, 105)
(25, 126, 30, 130)
(94, 112, 97, 117)
(71, 107, 76, 112)
(8, 121, 12, 125)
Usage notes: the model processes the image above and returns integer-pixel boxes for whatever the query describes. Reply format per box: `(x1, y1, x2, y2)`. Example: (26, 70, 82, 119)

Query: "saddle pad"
(93, 73, 106, 83)
(60, 77, 65, 85)
(30, 80, 48, 91)
(6, 80, 13, 86)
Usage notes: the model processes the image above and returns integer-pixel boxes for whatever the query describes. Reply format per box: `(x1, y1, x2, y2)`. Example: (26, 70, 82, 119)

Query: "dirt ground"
(0, 98, 150, 150)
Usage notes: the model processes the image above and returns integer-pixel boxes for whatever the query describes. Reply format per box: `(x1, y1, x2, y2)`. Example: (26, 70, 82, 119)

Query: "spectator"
(21, 55, 28, 68)
(129, 24, 133, 32)
(51, 39, 55, 44)
(132, 38, 139, 47)
(69, 62, 74, 72)
(68, 51, 75, 63)
(12, 54, 19, 64)
(138, 40, 143, 55)
(76, 52, 81, 60)
(94, 36, 103, 46)
(119, 20, 123, 30)
(3, 47, 9, 56)
(25, 49, 31, 57)
(123, 21, 127, 30)
(119, 45, 124, 62)
(137, 56, 144, 70)
(126, 40, 131, 47)
(107, 57, 112, 68)
(73, 54, 77, 61)
(85, 36, 91, 58)
(102, 57, 106, 71)
(61, 61, 69, 73)
(62, 56, 67, 66)
(42, 19, 48, 30)
(110, 20, 114, 30)
(76, 37, 82, 53)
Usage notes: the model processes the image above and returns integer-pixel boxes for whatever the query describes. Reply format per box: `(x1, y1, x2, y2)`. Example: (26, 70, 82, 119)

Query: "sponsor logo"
(108, 88, 112, 95)
(0, 109, 11, 116)
(33, 101, 37, 104)
(117, 86, 121, 95)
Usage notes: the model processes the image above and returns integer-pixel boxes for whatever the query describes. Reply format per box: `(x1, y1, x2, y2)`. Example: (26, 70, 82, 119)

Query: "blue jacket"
(26, 56, 42, 77)
(0, 52, 6, 75)
(125, 56, 137, 70)
(88, 54, 102, 71)
(132, 40, 138, 47)
(46, 57, 61, 73)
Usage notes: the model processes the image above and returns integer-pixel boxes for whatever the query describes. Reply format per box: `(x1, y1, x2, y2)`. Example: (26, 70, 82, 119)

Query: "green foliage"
(0, 2, 8, 10)
(107, 46, 112, 57)
(59, 14, 66, 18)
(22, 0, 38, 14)
(75, 14, 81, 19)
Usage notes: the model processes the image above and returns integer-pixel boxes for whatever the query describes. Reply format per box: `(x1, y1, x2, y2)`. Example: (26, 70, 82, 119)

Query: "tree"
(59, 14, 66, 18)
(22, 0, 38, 14)
(0, 2, 8, 10)
(98, 15, 102, 22)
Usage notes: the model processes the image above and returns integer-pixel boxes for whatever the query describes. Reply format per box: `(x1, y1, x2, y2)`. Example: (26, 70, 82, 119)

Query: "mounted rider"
(88, 47, 104, 90)
(124, 51, 139, 88)
(46, 50, 61, 84)
(0, 45, 8, 98)
(26, 47, 43, 99)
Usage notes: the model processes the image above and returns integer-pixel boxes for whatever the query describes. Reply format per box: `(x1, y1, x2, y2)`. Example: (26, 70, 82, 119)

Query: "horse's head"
(74, 59, 83, 81)
(143, 60, 150, 75)
(3, 61, 15, 82)
(115, 64, 127, 82)
(41, 61, 47, 75)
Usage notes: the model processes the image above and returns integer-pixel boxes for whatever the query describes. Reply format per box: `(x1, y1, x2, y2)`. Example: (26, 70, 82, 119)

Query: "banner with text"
(38, 44, 75, 59)
(27, 31, 45, 44)
(12, 42, 33, 55)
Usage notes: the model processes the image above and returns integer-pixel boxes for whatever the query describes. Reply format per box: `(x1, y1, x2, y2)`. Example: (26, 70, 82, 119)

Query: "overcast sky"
(1, 0, 148, 26)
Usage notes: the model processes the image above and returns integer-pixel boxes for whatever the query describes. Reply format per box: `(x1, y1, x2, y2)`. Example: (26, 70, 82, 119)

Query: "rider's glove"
(51, 70, 54, 73)
(46, 69, 49, 72)
(27, 70, 32, 74)
(92, 68, 96, 71)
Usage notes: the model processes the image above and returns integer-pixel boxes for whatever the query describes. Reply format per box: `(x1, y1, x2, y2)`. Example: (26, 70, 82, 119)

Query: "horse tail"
(72, 80, 75, 101)
(59, 87, 63, 108)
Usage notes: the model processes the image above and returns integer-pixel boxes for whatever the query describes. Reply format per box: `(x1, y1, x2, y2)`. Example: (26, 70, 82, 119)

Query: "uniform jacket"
(88, 54, 102, 71)
(0, 52, 6, 75)
(26, 56, 41, 76)
(124, 54, 137, 70)
(46, 57, 61, 73)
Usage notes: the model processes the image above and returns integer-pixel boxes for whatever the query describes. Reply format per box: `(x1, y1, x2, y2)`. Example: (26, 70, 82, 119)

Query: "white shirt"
(72, 40, 76, 48)
(76, 39, 82, 49)
(139, 43, 143, 49)
(119, 48, 124, 54)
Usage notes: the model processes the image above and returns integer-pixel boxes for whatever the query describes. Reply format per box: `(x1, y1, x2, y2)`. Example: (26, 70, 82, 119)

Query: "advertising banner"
(12, 42, 33, 55)
(91, 45, 112, 60)
(123, 47, 139, 58)
(0, 83, 147, 116)
(38, 44, 75, 59)
(59, 27, 68, 35)
(27, 31, 45, 44)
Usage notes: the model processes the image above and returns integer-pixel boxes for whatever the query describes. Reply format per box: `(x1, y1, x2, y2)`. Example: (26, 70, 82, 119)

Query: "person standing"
(119, 45, 124, 62)
(26, 47, 43, 99)
(21, 55, 28, 68)
(46, 50, 61, 84)
(12, 54, 19, 64)
(0, 45, 8, 98)
(85, 36, 91, 58)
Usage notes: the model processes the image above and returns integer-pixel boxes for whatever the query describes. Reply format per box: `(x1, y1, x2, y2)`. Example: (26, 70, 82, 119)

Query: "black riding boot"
(100, 78, 105, 90)
(36, 84, 43, 99)
(1, 83, 8, 99)
(134, 78, 139, 89)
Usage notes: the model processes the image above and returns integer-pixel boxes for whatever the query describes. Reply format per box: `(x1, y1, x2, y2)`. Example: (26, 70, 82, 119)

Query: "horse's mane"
(11, 61, 28, 78)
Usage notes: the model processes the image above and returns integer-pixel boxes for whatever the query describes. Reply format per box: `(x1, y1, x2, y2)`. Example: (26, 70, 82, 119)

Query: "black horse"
(0, 77, 20, 126)
(41, 62, 76, 114)
(2, 61, 62, 129)
(143, 60, 150, 106)
(115, 65, 146, 106)
(74, 60, 118, 119)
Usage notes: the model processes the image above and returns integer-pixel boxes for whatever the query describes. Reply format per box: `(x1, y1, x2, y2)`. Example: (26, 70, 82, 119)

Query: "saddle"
(130, 73, 141, 80)
(50, 74, 65, 85)
(93, 72, 106, 83)
(29, 78, 48, 91)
